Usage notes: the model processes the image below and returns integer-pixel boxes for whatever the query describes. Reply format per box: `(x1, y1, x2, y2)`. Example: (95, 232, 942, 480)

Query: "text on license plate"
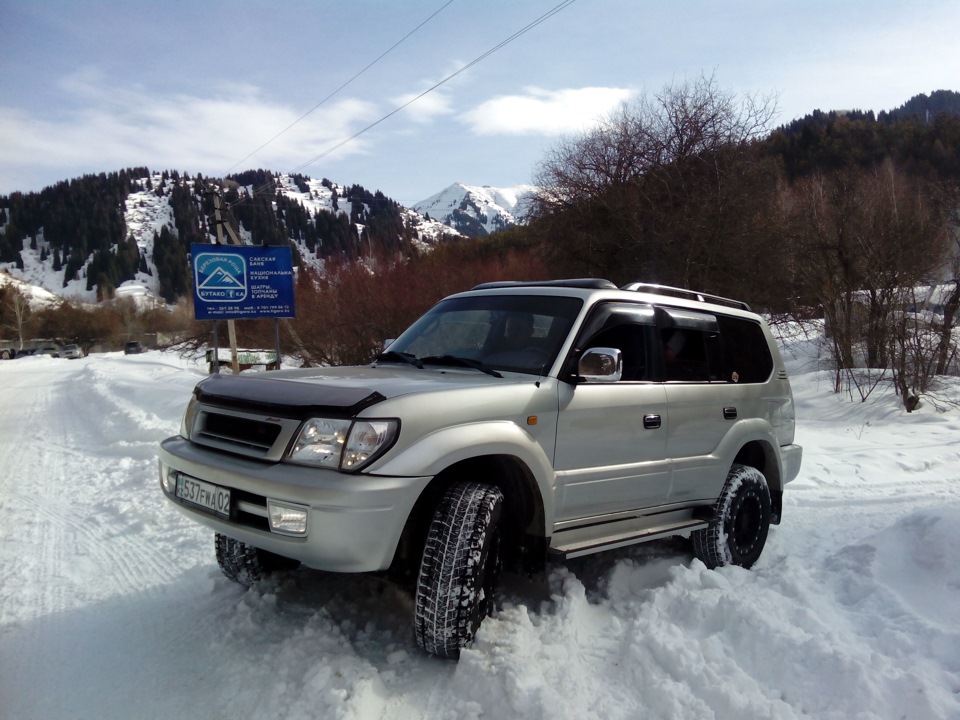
(176, 475, 231, 517)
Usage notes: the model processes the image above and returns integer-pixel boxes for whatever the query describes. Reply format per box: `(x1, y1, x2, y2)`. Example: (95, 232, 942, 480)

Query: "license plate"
(176, 475, 231, 517)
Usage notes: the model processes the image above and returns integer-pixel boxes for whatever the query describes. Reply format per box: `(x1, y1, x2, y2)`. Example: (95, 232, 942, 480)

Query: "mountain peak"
(413, 183, 538, 238)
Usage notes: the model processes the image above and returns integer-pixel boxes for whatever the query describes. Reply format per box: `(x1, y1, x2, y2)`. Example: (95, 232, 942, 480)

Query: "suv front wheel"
(692, 464, 772, 569)
(414, 482, 504, 659)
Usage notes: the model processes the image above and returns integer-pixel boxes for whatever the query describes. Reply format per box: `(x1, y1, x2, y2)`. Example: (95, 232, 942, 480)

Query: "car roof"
(458, 279, 758, 320)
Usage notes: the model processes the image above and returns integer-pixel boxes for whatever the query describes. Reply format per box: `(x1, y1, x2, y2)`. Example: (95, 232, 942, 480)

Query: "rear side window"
(660, 327, 724, 382)
(716, 315, 773, 383)
(657, 309, 772, 384)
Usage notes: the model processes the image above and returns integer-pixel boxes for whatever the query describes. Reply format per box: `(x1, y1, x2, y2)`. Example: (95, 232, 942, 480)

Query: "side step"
(549, 516, 710, 560)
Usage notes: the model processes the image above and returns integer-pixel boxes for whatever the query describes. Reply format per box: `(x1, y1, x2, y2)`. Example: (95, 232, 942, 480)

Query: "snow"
(2, 328, 959, 719)
(413, 182, 537, 234)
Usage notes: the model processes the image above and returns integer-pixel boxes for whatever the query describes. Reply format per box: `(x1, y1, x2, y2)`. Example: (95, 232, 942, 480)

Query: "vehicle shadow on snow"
(0, 566, 258, 720)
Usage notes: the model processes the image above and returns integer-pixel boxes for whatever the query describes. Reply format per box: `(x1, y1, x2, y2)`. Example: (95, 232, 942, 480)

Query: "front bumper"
(158, 436, 431, 572)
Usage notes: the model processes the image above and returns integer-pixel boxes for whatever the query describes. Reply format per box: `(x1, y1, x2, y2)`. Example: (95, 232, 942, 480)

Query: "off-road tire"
(214, 533, 299, 586)
(692, 464, 771, 569)
(414, 482, 504, 659)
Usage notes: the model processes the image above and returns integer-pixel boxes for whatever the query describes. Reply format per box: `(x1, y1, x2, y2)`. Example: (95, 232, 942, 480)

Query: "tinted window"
(587, 324, 653, 381)
(716, 315, 773, 383)
(661, 328, 723, 382)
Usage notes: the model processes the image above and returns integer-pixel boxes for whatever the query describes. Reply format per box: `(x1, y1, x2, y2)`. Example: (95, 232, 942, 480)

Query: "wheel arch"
(391, 453, 548, 578)
(732, 439, 784, 524)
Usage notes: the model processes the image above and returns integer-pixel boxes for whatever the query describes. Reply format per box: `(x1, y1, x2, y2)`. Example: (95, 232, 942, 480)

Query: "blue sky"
(2, 0, 958, 206)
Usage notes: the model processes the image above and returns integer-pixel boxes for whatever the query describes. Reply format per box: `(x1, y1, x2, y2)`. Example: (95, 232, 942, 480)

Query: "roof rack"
(471, 278, 618, 291)
(621, 282, 751, 311)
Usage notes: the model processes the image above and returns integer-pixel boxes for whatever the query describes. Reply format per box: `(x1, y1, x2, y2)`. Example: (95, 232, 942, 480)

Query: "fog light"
(159, 461, 177, 494)
(267, 501, 308, 535)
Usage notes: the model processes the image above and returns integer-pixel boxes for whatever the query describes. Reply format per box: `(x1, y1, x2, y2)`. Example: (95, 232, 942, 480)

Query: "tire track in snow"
(0, 357, 192, 624)
(3, 489, 182, 605)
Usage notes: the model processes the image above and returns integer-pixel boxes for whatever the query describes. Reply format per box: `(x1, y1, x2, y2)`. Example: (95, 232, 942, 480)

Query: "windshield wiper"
(374, 350, 423, 369)
(420, 355, 503, 378)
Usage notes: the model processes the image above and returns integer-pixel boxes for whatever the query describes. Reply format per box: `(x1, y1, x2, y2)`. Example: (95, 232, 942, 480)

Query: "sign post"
(191, 242, 295, 372)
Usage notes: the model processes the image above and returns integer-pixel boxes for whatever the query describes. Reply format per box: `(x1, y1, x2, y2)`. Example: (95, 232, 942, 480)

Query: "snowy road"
(1, 342, 959, 719)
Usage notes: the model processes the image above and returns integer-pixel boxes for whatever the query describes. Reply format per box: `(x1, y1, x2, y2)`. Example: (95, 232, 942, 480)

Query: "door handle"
(643, 414, 661, 429)
(723, 407, 738, 420)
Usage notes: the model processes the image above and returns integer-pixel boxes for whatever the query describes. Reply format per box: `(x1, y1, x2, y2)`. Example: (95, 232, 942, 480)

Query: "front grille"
(192, 406, 301, 460)
(198, 412, 282, 452)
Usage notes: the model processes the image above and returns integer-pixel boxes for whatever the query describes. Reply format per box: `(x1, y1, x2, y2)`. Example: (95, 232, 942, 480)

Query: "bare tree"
(2, 287, 31, 351)
(530, 73, 780, 295)
(787, 162, 952, 406)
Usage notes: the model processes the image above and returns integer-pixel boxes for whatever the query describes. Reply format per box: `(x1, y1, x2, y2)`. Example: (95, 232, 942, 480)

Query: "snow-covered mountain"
(1, 171, 461, 306)
(0, 173, 537, 308)
(413, 183, 538, 237)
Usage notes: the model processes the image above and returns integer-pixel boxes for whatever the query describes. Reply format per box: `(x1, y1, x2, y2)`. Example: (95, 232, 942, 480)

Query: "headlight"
(342, 420, 398, 469)
(287, 418, 398, 471)
(288, 418, 351, 467)
(180, 397, 201, 439)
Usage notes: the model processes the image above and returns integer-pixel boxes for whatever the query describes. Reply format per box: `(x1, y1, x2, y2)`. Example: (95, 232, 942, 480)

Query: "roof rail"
(471, 278, 618, 291)
(621, 282, 751, 311)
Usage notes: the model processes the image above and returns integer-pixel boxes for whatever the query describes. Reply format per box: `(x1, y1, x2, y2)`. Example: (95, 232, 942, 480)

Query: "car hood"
(193, 364, 530, 418)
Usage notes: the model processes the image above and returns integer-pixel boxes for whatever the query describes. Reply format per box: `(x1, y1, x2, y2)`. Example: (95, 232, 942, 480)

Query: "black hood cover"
(194, 373, 387, 419)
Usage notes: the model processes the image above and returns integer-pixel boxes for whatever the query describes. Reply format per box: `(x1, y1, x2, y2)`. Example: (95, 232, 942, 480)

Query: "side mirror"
(578, 347, 622, 383)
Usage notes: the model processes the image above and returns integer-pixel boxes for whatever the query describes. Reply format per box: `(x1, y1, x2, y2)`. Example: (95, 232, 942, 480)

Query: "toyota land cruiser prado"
(159, 279, 802, 658)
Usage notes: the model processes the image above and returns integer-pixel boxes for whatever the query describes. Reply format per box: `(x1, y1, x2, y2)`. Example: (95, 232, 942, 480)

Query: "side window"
(587, 324, 651, 381)
(661, 328, 723, 381)
(716, 315, 774, 383)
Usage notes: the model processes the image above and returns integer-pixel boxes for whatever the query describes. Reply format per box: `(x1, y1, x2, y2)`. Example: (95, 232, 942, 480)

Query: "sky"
(1, 0, 958, 207)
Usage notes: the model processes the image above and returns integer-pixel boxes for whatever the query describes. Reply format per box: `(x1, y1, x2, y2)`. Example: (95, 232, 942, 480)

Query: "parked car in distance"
(124, 341, 144, 355)
(61, 344, 83, 359)
(37, 347, 60, 358)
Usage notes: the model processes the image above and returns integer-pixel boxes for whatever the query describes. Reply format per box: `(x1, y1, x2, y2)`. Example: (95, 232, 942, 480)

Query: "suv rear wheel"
(414, 482, 504, 659)
(692, 464, 771, 569)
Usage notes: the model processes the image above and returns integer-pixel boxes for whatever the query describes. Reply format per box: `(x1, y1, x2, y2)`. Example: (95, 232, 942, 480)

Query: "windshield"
(385, 294, 583, 376)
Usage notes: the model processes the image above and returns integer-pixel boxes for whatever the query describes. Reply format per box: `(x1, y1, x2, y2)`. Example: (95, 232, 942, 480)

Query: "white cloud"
(460, 86, 634, 136)
(0, 71, 382, 191)
(390, 87, 454, 123)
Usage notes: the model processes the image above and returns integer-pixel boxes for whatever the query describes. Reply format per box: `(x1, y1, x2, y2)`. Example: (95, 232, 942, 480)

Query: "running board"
(549, 517, 710, 560)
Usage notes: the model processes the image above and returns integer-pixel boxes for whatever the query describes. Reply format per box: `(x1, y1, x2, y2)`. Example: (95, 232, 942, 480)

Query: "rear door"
(658, 309, 774, 502)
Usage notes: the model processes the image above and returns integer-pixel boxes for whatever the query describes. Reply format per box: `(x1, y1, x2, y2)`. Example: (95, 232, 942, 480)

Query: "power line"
(225, 0, 457, 175)
(228, 0, 577, 209)
(291, 0, 578, 173)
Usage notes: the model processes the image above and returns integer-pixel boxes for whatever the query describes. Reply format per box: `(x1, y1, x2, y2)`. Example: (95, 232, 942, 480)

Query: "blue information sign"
(191, 244, 295, 320)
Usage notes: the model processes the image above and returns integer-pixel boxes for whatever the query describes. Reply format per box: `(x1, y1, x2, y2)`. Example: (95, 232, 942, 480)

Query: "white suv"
(159, 279, 801, 658)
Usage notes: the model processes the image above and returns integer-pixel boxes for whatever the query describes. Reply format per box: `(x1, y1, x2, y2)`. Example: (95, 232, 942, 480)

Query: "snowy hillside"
(0, 171, 458, 306)
(1, 324, 959, 719)
(0, 270, 62, 310)
(414, 182, 538, 237)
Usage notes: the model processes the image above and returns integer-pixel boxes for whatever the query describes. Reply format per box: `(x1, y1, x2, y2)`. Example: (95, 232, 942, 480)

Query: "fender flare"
(373, 421, 556, 525)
